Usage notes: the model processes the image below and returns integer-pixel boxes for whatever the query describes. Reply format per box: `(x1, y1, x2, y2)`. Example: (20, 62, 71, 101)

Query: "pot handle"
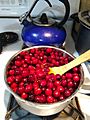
(78, 63, 90, 95)
(70, 13, 80, 23)
(19, 0, 52, 24)
(57, 0, 70, 28)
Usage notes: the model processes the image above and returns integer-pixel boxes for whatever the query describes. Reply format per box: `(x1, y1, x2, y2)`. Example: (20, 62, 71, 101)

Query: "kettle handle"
(57, 0, 70, 28)
(19, 0, 52, 24)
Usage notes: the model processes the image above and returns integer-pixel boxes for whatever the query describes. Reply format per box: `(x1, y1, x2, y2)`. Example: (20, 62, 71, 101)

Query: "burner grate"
(5, 95, 85, 120)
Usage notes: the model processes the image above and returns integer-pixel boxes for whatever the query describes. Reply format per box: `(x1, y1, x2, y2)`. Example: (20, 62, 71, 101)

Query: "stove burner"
(5, 95, 85, 120)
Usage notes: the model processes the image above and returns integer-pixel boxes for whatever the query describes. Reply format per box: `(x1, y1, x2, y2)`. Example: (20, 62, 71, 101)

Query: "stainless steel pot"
(4, 46, 84, 116)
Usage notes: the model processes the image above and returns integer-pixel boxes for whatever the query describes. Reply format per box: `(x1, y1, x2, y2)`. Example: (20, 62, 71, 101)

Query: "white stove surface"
(0, 21, 90, 120)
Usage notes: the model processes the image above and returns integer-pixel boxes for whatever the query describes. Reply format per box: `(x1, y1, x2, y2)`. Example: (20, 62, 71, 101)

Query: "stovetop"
(0, 23, 90, 120)
(5, 94, 84, 120)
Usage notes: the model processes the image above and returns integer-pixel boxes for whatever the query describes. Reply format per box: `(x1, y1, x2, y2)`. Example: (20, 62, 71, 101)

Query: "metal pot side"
(4, 46, 84, 116)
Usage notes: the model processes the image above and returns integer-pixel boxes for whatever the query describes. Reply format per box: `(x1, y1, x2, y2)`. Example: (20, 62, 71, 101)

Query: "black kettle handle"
(19, 0, 70, 27)
(57, 0, 70, 28)
(19, 0, 52, 24)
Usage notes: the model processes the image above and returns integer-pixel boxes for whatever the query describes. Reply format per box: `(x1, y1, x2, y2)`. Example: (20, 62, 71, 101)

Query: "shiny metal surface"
(4, 46, 84, 116)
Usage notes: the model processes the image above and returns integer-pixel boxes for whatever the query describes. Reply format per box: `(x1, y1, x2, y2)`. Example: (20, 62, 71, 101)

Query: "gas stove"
(0, 20, 90, 120)
(5, 94, 84, 120)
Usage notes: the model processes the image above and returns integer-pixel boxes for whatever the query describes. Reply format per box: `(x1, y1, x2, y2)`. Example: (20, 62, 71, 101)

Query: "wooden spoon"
(49, 50, 90, 75)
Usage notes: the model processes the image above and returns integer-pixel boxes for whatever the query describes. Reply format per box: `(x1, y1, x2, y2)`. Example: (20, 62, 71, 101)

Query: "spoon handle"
(62, 50, 90, 73)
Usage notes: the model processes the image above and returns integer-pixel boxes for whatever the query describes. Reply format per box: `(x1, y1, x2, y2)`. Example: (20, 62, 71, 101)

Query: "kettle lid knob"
(39, 13, 48, 24)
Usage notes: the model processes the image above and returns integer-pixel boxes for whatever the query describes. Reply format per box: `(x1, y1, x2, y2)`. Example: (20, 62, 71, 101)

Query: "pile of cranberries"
(6, 47, 81, 104)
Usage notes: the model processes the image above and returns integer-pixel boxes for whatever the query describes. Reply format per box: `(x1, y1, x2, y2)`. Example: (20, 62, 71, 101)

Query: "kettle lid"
(78, 10, 90, 28)
(32, 13, 55, 26)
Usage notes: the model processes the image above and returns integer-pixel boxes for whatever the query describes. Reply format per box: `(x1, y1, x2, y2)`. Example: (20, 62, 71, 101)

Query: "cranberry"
(22, 63, 28, 68)
(46, 48, 52, 53)
(73, 75, 80, 82)
(59, 94, 65, 101)
(31, 57, 38, 64)
(35, 96, 41, 103)
(25, 84, 33, 93)
(61, 79, 67, 86)
(64, 90, 71, 97)
(56, 74, 61, 80)
(11, 82, 17, 89)
(53, 90, 60, 98)
(21, 92, 28, 99)
(45, 88, 52, 96)
(9, 69, 15, 75)
(54, 80, 61, 86)
(40, 94, 46, 103)
(68, 81, 74, 87)
(7, 76, 15, 84)
(47, 82, 53, 89)
(22, 78, 28, 83)
(57, 85, 64, 93)
(15, 75, 22, 83)
(18, 86, 25, 94)
(66, 73, 73, 79)
(15, 60, 21, 66)
(30, 48, 35, 53)
(47, 96, 54, 103)
(33, 82, 39, 89)
(34, 88, 42, 95)
(73, 67, 79, 73)
(61, 75, 66, 80)
(40, 80, 46, 87)
(22, 69, 29, 77)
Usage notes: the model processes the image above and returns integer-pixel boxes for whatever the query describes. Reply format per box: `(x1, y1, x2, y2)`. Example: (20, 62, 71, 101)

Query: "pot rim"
(4, 45, 84, 107)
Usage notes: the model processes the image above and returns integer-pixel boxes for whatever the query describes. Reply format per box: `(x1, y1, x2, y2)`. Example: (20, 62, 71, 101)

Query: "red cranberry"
(11, 83, 17, 89)
(47, 96, 54, 103)
(73, 75, 80, 82)
(40, 80, 47, 87)
(47, 82, 53, 89)
(35, 96, 41, 103)
(73, 67, 79, 73)
(18, 86, 25, 94)
(15, 75, 22, 83)
(21, 92, 28, 99)
(22, 69, 29, 77)
(68, 81, 74, 87)
(54, 80, 61, 86)
(34, 88, 42, 95)
(7, 76, 15, 84)
(61, 75, 66, 80)
(66, 73, 73, 79)
(22, 63, 28, 68)
(56, 74, 61, 80)
(64, 90, 71, 97)
(22, 78, 28, 83)
(33, 82, 39, 89)
(61, 79, 67, 87)
(40, 94, 46, 103)
(57, 85, 64, 93)
(46, 48, 52, 53)
(59, 94, 65, 101)
(25, 84, 33, 93)
(53, 90, 60, 98)
(15, 60, 21, 66)
(45, 88, 52, 96)
(9, 69, 15, 75)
